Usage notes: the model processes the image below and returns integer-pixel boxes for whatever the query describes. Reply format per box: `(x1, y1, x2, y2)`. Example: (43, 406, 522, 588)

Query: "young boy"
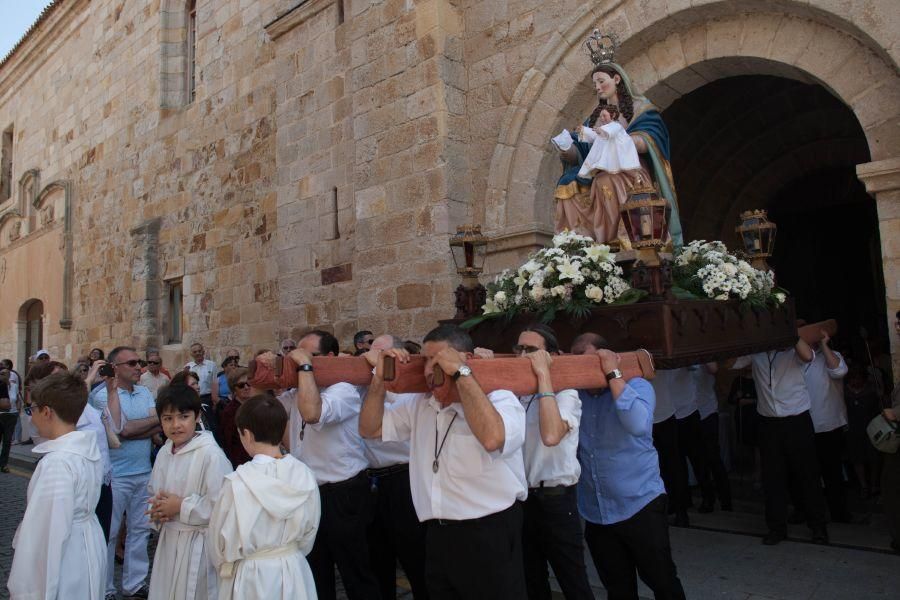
(147, 384, 233, 600)
(209, 394, 321, 600)
(7, 372, 107, 599)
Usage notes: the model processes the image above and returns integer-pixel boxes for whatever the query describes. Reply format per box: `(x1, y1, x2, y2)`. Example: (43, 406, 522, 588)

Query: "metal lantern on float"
(620, 182, 672, 296)
(735, 209, 777, 271)
(449, 225, 488, 319)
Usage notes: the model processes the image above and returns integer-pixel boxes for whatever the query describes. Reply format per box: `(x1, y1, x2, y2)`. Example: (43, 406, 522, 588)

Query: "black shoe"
(124, 584, 149, 599)
(811, 527, 829, 545)
(698, 501, 714, 514)
(762, 531, 786, 545)
(787, 510, 805, 524)
(672, 512, 690, 528)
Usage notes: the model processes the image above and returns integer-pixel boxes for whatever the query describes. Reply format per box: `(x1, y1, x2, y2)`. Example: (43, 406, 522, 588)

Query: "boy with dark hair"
(209, 395, 321, 599)
(147, 384, 232, 600)
(8, 372, 107, 599)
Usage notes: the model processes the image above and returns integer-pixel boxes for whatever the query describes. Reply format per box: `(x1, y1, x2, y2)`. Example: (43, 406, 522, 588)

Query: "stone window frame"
(0, 124, 13, 202)
(165, 278, 184, 344)
(160, 0, 198, 108)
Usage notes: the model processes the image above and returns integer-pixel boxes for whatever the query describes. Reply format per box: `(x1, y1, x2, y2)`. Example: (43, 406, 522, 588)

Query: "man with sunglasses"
(513, 324, 593, 600)
(353, 330, 375, 356)
(89, 346, 159, 600)
(138, 351, 170, 399)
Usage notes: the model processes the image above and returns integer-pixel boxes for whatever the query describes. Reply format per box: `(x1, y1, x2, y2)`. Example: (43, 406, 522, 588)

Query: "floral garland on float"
(464, 232, 787, 328)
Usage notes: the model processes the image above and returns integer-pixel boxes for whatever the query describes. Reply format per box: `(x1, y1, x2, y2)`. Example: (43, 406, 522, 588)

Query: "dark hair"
(24, 361, 57, 386)
(107, 346, 136, 366)
(423, 325, 474, 353)
(303, 330, 340, 356)
(227, 367, 249, 392)
(221, 357, 238, 369)
(590, 64, 633, 123)
(519, 323, 560, 354)
(31, 372, 87, 425)
(1, 359, 13, 369)
(155, 384, 202, 418)
(89, 348, 105, 360)
(235, 394, 288, 445)
(403, 340, 421, 355)
(353, 330, 374, 346)
(570, 332, 609, 354)
(170, 370, 200, 387)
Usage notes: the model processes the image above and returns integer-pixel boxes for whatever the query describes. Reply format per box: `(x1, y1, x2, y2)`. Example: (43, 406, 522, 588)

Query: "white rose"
(494, 291, 507, 303)
(531, 286, 546, 301)
(774, 292, 786, 304)
(551, 285, 566, 297)
(715, 293, 729, 301)
(585, 285, 604, 302)
(722, 263, 737, 277)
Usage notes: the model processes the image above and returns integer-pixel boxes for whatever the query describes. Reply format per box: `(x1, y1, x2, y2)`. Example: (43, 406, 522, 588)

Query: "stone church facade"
(0, 0, 898, 374)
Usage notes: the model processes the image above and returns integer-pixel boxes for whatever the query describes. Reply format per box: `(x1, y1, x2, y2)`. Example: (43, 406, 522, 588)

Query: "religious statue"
(553, 30, 683, 248)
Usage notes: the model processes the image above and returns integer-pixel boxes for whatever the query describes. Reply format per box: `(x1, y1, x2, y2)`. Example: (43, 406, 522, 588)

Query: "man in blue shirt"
(572, 333, 685, 600)
(90, 345, 159, 600)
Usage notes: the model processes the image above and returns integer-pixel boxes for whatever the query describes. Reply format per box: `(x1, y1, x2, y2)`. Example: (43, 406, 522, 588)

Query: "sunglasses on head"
(513, 344, 541, 355)
(116, 359, 141, 367)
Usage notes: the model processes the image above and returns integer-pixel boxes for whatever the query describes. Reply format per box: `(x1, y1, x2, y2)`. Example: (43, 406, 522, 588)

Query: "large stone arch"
(483, 0, 900, 259)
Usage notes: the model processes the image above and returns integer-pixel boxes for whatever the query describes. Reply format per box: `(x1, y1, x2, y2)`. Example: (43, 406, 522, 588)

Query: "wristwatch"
(452, 364, 472, 380)
(605, 368, 623, 382)
(297, 363, 314, 373)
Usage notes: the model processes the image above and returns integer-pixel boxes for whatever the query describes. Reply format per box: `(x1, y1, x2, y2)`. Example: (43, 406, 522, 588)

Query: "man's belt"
(249, 351, 655, 399)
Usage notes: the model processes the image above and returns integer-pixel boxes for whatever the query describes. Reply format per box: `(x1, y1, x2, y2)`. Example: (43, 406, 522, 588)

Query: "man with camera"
(89, 346, 159, 600)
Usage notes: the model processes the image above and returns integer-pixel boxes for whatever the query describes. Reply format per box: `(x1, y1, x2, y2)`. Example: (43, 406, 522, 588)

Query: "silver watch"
(452, 364, 472, 380)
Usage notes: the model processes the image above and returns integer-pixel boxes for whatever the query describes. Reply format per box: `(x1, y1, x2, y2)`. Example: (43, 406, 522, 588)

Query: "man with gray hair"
(362, 334, 428, 599)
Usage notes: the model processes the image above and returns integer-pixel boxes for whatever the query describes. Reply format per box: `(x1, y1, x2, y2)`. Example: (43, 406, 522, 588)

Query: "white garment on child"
(577, 121, 641, 177)
(148, 432, 233, 600)
(209, 454, 321, 600)
(8, 430, 106, 600)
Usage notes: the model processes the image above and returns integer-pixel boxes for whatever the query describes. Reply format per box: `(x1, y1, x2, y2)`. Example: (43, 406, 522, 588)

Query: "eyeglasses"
(147, 360, 161, 365)
(361, 339, 374, 345)
(116, 359, 141, 367)
(234, 382, 251, 390)
(282, 346, 296, 352)
(513, 344, 541, 355)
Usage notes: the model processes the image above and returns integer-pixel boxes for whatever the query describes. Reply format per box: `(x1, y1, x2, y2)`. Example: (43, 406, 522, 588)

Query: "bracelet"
(536, 392, 556, 399)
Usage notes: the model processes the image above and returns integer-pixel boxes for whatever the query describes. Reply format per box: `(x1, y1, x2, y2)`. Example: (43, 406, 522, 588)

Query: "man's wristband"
(297, 363, 313, 373)
(535, 392, 556, 399)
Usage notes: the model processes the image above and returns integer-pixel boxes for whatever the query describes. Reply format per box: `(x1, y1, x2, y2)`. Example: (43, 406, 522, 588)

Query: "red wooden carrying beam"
(248, 351, 655, 397)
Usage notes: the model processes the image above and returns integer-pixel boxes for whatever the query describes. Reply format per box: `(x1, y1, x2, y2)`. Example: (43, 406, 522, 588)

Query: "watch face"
(458, 365, 472, 376)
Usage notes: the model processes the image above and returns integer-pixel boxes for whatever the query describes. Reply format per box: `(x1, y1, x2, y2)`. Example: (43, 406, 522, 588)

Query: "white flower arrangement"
(475, 230, 643, 323)
(673, 240, 787, 306)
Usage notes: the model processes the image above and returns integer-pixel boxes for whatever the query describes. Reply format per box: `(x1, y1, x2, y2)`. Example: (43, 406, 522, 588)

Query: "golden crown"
(584, 29, 619, 66)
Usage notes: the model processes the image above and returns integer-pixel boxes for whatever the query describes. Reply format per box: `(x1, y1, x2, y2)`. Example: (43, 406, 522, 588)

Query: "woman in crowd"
(219, 367, 254, 469)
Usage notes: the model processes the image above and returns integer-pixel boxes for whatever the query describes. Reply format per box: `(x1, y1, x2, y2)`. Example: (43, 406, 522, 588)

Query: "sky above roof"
(0, 1, 53, 60)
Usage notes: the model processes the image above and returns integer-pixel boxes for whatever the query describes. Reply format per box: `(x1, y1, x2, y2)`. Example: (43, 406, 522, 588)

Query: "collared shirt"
(278, 383, 368, 485)
(519, 389, 581, 488)
(89, 384, 156, 477)
(382, 390, 527, 521)
(577, 379, 666, 525)
(650, 369, 679, 423)
(362, 390, 414, 469)
(670, 367, 698, 419)
(733, 349, 814, 418)
(694, 367, 719, 420)
(184, 359, 218, 395)
(139, 371, 170, 399)
(803, 351, 848, 433)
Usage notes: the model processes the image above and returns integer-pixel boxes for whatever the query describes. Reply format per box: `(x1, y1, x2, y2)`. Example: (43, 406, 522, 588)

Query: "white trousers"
(107, 472, 152, 595)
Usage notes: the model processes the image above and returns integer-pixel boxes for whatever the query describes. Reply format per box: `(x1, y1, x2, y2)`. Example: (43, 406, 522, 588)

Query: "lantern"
(735, 209, 777, 270)
(621, 182, 670, 267)
(449, 225, 488, 319)
(449, 224, 488, 277)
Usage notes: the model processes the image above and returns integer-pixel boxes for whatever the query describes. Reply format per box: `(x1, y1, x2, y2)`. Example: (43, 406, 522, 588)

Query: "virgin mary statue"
(554, 31, 683, 249)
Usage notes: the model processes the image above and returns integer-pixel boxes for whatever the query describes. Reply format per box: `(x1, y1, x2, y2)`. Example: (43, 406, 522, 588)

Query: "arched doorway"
(20, 299, 44, 362)
(663, 72, 888, 347)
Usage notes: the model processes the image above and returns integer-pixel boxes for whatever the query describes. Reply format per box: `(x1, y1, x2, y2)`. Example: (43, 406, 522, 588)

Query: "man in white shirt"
(285, 330, 380, 600)
(360, 324, 527, 599)
(361, 334, 428, 600)
(732, 338, 828, 545)
(184, 342, 220, 439)
(138, 351, 170, 399)
(694, 363, 732, 511)
(512, 324, 592, 600)
(670, 367, 715, 514)
(651, 370, 690, 527)
(802, 331, 850, 523)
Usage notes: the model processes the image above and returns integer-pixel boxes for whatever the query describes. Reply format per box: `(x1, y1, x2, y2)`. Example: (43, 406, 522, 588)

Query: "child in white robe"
(209, 394, 321, 600)
(147, 383, 233, 600)
(8, 372, 107, 600)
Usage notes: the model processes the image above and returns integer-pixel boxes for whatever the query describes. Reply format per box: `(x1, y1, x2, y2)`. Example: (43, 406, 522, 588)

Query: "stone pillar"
(857, 157, 900, 381)
(130, 217, 163, 351)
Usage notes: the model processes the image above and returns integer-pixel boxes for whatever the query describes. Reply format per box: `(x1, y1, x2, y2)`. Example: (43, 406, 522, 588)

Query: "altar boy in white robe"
(147, 383, 233, 600)
(8, 372, 107, 599)
(209, 394, 321, 600)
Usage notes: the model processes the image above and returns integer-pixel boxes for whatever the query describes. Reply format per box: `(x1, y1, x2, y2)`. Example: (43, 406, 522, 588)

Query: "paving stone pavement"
(0, 469, 898, 599)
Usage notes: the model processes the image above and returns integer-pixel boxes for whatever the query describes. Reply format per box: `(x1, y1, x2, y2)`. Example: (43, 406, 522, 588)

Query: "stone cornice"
(857, 157, 900, 195)
(265, 0, 335, 40)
